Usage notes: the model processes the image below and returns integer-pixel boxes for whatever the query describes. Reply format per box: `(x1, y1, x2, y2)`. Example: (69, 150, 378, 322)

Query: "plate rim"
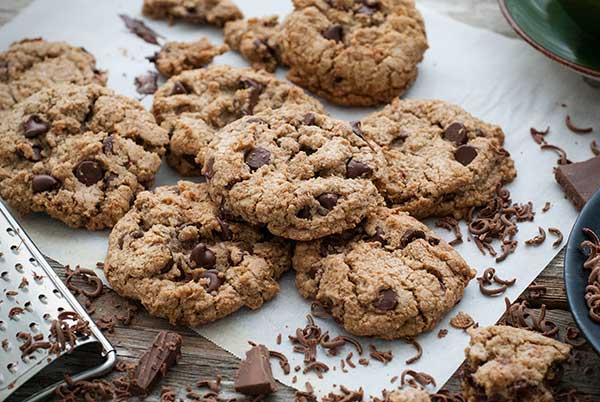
(564, 188, 600, 354)
(498, 0, 600, 79)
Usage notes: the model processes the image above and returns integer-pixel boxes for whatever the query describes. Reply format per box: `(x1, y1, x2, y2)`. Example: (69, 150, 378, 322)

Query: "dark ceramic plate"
(564, 189, 600, 354)
(499, 0, 600, 79)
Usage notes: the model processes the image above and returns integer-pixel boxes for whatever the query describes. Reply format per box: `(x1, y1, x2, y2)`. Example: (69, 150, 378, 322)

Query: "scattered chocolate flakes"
(295, 382, 317, 402)
(49, 311, 93, 355)
(345, 352, 356, 368)
(196, 375, 222, 392)
(269, 350, 291, 375)
(400, 370, 436, 388)
(450, 312, 476, 330)
(525, 227, 546, 246)
(55, 375, 114, 402)
(580, 227, 600, 323)
(8, 307, 24, 319)
(368, 344, 392, 364)
(303, 361, 329, 378)
(527, 282, 547, 299)
(430, 388, 467, 402)
(437, 329, 448, 339)
(65, 265, 104, 299)
(565, 115, 593, 134)
(436, 216, 463, 245)
(119, 14, 162, 45)
(322, 386, 363, 402)
(542, 202, 552, 213)
(541, 143, 571, 165)
(530, 127, 549, 145)
(501, 298, 559, 338)
(564, 326, 587, 348)
(134, 71, 159, 95)
(276, 333, 282, 345)
(476, 267, 515, 296)
(548, 227, 564, 248)
(19, 277, 29, 289)
(405, 339, 422, 364)
(591, 141, 599, 156)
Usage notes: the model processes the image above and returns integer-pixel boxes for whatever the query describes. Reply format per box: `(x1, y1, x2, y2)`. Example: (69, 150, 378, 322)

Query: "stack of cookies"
(0, 0, 517, 343)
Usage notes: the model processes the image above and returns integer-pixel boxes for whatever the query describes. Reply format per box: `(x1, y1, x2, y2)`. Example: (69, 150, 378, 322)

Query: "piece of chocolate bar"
(130, 331, 182, 396)
(234, 344, 277, 396)
(555, 156, 600, 210)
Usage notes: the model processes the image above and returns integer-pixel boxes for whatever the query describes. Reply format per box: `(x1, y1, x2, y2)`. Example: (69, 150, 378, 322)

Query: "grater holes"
(39, 294, 48, 304)
(24, 301, 32, 310)
(1, 271, 8, 280)
(52, 289, 62, 298)
(0, 320, 5, 330)
(29, 322, 39, 332)
(29, 257, 38, 265)
(7, 362, 17, 373)
(57, 307, 65, 313)
(6, 227, 15, 236)
(42, 313, 51, 321)
(15, 263, 24, 272)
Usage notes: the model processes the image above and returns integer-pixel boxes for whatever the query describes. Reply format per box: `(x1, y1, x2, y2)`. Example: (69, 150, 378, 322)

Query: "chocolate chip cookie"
(359, 99, 517, 219)
(224, 16, 282, 73)
(204, 107, 386, 240)
(0, 84, 168, 230)
(142, 0, 243, 27)
(463, 325, 572, 402)
(0, 38, 107, 111)
(149, 38, 229, 78)
(293, 207, 475, 339)
(279, 0, 428, 106)
(152, 65, 324, 176)
(386, 388, 431, 402)
(104, 181, 291, 327)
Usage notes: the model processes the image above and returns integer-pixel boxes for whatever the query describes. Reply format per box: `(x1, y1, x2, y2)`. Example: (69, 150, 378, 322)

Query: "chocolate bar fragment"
(555, 156, 600, 210)
(130, 331, 182, 396)
(234, 344, 277, 396)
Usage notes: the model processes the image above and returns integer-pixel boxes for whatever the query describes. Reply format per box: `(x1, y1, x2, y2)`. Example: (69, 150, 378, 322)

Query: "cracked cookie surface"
(386, 388, 431, 402)
(224, 16, 282, 73)
(293, 207, 475, 339)
(279, 0, 428, 106)
(104, 181, 291, 327)
(360, 99, 517, 219)
(0, 84, 168, 230)
(203, 107, 386, 241)
(0, 38, 107, 111)
(142, 0, 243, 27)
(463, 325, 572, 402)
(152, 65, 324, 176)
(149, 38, 229, 78)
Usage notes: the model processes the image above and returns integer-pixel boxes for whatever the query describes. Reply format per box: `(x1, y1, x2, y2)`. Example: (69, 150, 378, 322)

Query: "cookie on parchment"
(224, 16, 282, 73)
(0, 38, 107, 111)
(279, 0, 428, 106)
(293, 207, 475, 339)
(104, 181, 291, 327)
(386, 387, 431, 402)
(463, 325, 572, 402)
(152, 65, 324, 176)
(203, 107, 385, 241)
(0, 84, 168, 230)
(142, 0, 243, 27)
(149, 38, 229, 78)
(359, 99, 517, 219)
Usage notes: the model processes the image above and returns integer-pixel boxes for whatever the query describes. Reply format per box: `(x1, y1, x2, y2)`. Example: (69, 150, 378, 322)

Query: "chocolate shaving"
(405, 339, 422, 364)
(430, 388, 467, 402)
(564, 326, 587, 348)
(525, 227, 546, 246)
(119, 14, 162, 45)
(591, 140, 599, 156)
(542, 202, 552, 213)
(541, 144, 571, 165)
(303, 361, 329, 378)
(580, 227, 600, 323)
(400, 370, 436, 388)
(548, 227, 564, 248)
(566, 115, 593, 134)
(476, 267, 515, 296)
(345, 352, 356, 368)
(322, 386, 363, 402)
(530, 127, 549, 145)
(527, 282, 547, 299)
(196, 375, 221, 392)
(501, 298, 559, 337)
(65, 265, 104, 299)
(437, 329, 448, 339)
(8, 307, 24, 319)
(269, 350, 291, 375)
(435, 216, 463, 245)
(134, 71, 159, 95)
(368, 344, 392, 364)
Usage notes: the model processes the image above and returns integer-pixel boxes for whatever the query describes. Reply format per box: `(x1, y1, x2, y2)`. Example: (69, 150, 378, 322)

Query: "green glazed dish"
(557, 0, 600, 37)
(499, 0, 600, 79)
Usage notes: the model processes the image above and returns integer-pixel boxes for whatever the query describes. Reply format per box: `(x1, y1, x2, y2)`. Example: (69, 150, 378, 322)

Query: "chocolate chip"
(368, 226, 386, 245)
(119, 14, 161, 45)
(239, 78, 265, 115)
(317, 193, 339, 211)
(322, 25, 344, 42)
(373, 289, 397, 311)
(350, 121, 365, 140)
(134, 71, 158, 95)
(146, 52, 158, 63)
(30, 146, 42, 161)
(74, 160, 104, 185)
(246, 117, 266, 124)
(199, 270, 223, 292)
(191, 243, 216, 268)
(346, 159, 372, 178)
(204, 157, 215, 179)
(401, 229, 426, 247)
(245, 147, 271, 170)
(443, 122, 468, 146)
(32, 174, 59, 193)
(303, 113, 316, 126)
(103, 136, 114, 154)
(217, 216, 232, 241)
(160, 258, 174, 274)
(296, 206, 311, 219)
(170, 81, 188, 95)
(23, 115, 50, 138)
(131, 230, 144, 239)
(454, 145, 478, 166)
(357, 3, 378, 15)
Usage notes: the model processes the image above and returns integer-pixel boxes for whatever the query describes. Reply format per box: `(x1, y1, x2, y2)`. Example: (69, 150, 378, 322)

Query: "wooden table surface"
(2, 1, 599, 401)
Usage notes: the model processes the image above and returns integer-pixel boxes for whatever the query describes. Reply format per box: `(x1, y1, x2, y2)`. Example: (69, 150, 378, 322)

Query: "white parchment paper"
(1, 0, 599, 398)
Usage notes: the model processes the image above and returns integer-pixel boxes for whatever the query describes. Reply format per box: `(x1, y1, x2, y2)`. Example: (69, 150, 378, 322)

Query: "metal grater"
(0, 200, 116, 402)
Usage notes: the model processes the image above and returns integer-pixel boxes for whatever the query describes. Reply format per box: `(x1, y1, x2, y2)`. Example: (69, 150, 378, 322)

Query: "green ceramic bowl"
(557, 0, 600, 37)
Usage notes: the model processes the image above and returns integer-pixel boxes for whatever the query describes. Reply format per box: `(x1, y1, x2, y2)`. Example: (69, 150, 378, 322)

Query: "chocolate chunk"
(74, 160, 104, 185)
(443, 122, 468, 145)
(203, 157, 215, 179)
(30, 146, 42, 161)
(357, 0, 380, 15)
(401, 229, 426, 247)
(317, 193, 339, 211)
(303, 113, 316, 126)
(130, 331, 182, 396)
(454, 145, 478, 166)
(199, 270, 223, 292)
(322, 25, 344, 42)
(350, 121, 365, 140)
(103, 136, 114, 154)
(346, 159, 372, 178)
(368, 226, 386, 245)
(296, 206, 311, 219)
(134, 71, 158, 95)
(131, 230, 144, 239)
(191, 243, 217, 268)
(170, 81, 189, 95)
(240, 78, 265, 115)
(555, 156, 600, 210)
(373, 289, 397, 311)
(235, 344, 278, 396)
(217, 216, 232, 241)
(160, 258, 174, 274)
(24, 115, 50, 138)
(245, 147, 271, 170)
(246, 117, 266, 124)
(32, 174, 59, 193)
(119, 14, 162, 46)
